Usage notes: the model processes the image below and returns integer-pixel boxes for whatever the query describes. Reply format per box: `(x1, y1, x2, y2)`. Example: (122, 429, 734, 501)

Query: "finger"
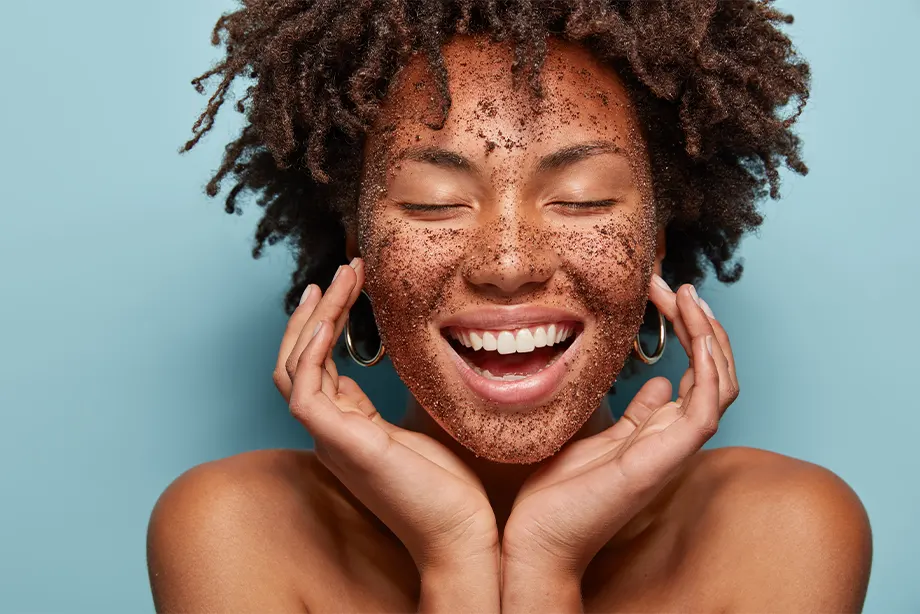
(326, 258, 364, 386)
(324, 258, 366, 389)
(660, 335, 721, 459)
(324, 258, 368, 395)
(706, 331, 736, 414)
(331, 258, 366, 350)
(273, 284, 321, 400)
(696, 297, 739, 391)
(623, 376, 672, 425)
(285, 263, 359, 382)
(673, 284, 715, 354)
(288, 320, 344, 437)
(648, 275, 693, 357)
(673, 285, 736, 412)
(323, 355, 340, 395)
(677, 365, 694, 400)
(605, 376, 672, 440)
(649, 277, 706, 400)
(337, 376, 395, 430)
(682, 334, 721, 441)
(671, 292, 738, 405)
(320, 361, 338, 399)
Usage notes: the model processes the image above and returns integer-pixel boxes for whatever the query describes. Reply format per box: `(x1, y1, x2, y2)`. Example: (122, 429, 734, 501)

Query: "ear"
(653, 225, 666, 276)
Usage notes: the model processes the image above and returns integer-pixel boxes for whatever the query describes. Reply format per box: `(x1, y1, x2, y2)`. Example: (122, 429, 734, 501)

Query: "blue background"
(1, 0, 917, 611)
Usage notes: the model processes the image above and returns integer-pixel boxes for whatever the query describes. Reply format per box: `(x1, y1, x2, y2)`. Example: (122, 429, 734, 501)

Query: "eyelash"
(552, 199, 618, 210)
(399, 203, 466, 212)
(399, 200, 618, 212)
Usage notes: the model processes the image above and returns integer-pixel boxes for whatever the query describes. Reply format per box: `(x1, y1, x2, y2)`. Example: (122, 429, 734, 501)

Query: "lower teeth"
(472, 368, 527, 381)
(468, 351, 565, 381)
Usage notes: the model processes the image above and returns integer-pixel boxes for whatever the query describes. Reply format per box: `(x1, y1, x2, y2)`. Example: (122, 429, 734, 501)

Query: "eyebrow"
(396, 146, 481, 174)
(535, 141, 625, 174)
(393, 140, 624, 175)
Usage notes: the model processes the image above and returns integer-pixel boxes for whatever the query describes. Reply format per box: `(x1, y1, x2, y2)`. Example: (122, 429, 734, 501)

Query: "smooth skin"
(148, 261, 871, 612)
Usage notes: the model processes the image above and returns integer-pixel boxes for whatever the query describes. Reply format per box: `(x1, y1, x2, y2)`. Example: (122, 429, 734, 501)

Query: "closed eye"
(551, 199, 618, 211)
(398, 203, 468, 212)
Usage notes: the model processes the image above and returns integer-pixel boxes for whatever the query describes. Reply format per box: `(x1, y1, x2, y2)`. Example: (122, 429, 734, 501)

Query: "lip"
(437, 305, 585, 331)
(440, 324, 584, 409)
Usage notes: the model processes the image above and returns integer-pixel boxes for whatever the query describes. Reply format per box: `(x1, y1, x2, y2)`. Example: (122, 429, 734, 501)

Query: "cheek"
(359, 218, 473, 333)
(557, 212, 656, 304)
(555, 213, 657, 393)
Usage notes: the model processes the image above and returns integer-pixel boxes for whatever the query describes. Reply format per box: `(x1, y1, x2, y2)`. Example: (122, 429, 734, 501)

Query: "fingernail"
(688, 284, 700, 306)
(332, 266, 343, 283)
(699, 297, 715, 319)
(651, 273, 670, 291)
(299, 284, 316, 306)
(349, 257, 360, 269)
(312, 321, 323, 338)
(705, 335, 713, 356)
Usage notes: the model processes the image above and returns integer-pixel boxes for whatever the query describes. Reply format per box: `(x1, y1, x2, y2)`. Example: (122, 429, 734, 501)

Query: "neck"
(400, 397, 616, 534)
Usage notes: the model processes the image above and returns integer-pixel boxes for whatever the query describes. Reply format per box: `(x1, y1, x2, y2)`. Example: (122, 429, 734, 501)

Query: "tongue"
(467, 346, 560, 377)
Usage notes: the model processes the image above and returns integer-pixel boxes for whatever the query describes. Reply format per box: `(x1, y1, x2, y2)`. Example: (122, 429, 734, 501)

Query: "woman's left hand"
(501, 276, 739, 607)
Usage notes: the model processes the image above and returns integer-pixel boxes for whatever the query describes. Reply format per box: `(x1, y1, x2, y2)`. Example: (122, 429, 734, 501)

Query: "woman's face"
(356, 36, 660, 463)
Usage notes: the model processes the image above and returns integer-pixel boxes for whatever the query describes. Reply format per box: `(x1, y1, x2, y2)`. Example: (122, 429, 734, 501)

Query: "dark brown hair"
(183, 0, 809, 362)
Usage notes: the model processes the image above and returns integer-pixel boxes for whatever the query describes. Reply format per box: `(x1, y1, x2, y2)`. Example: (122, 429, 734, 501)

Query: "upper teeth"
(448, 324, 575, 355)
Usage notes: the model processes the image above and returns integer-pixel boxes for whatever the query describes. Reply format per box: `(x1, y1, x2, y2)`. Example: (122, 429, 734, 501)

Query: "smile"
(439, 316, 585, 407)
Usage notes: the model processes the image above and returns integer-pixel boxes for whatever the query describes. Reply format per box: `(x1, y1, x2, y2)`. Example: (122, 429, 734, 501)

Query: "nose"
(462, 214, 560, 296)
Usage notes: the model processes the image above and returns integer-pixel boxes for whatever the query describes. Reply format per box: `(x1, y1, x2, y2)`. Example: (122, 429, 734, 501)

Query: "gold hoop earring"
(345, 290, 385, 367)
(633, 304, 666, 365)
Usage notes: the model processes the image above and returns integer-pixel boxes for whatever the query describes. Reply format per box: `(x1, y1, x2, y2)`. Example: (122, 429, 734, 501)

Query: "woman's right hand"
(272, 258, 499, 581)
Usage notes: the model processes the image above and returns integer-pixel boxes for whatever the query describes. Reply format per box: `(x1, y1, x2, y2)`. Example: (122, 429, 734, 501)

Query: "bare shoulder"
(677, 446, 873, 612)
(146, 449, 408, 612)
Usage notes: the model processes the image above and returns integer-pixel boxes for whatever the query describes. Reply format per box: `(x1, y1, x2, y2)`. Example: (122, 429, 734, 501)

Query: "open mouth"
(442, 322, 583, 382)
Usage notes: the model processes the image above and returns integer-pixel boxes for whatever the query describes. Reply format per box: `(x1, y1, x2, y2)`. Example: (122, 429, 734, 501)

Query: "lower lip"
(442, 333, 583, 408)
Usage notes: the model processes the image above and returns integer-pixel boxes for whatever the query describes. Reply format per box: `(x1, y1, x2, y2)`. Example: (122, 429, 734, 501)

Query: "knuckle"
(700, 366, 719, 386)
(271, 368, 287, 389)
(288, 396, 311, 421)
(284, 355, 299, 377)
(726, 382, 740, 402)
(696, 416, 719, 439)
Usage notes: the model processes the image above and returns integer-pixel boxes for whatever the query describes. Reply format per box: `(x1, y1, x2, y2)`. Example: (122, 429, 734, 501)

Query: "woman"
(147, 1, 872, 611)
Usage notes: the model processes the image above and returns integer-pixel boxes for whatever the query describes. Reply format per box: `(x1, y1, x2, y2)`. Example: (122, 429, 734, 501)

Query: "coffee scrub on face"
(354, 38, 659, 462)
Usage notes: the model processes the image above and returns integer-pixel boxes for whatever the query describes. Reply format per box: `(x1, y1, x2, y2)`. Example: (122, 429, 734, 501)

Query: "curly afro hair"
(183, 0, 809, 365)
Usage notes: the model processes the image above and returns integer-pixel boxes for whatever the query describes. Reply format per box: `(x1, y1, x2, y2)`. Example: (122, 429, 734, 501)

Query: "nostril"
(468, 272, 557, 297)
(461, 248, 560, 294)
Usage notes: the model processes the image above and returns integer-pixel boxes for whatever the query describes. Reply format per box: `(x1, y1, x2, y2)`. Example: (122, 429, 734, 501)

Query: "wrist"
(501, 549, 583, 613)
(418, 548, 501, 614)
(501, 529, 583, 579)
(415, 512, 500, 572)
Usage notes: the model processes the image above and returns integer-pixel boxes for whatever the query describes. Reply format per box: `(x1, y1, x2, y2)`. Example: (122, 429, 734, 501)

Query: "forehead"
(369, 35, 645, 165)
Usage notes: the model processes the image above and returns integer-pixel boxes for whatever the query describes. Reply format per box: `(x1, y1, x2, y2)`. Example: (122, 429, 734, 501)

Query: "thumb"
(606, 377, 673, 439)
